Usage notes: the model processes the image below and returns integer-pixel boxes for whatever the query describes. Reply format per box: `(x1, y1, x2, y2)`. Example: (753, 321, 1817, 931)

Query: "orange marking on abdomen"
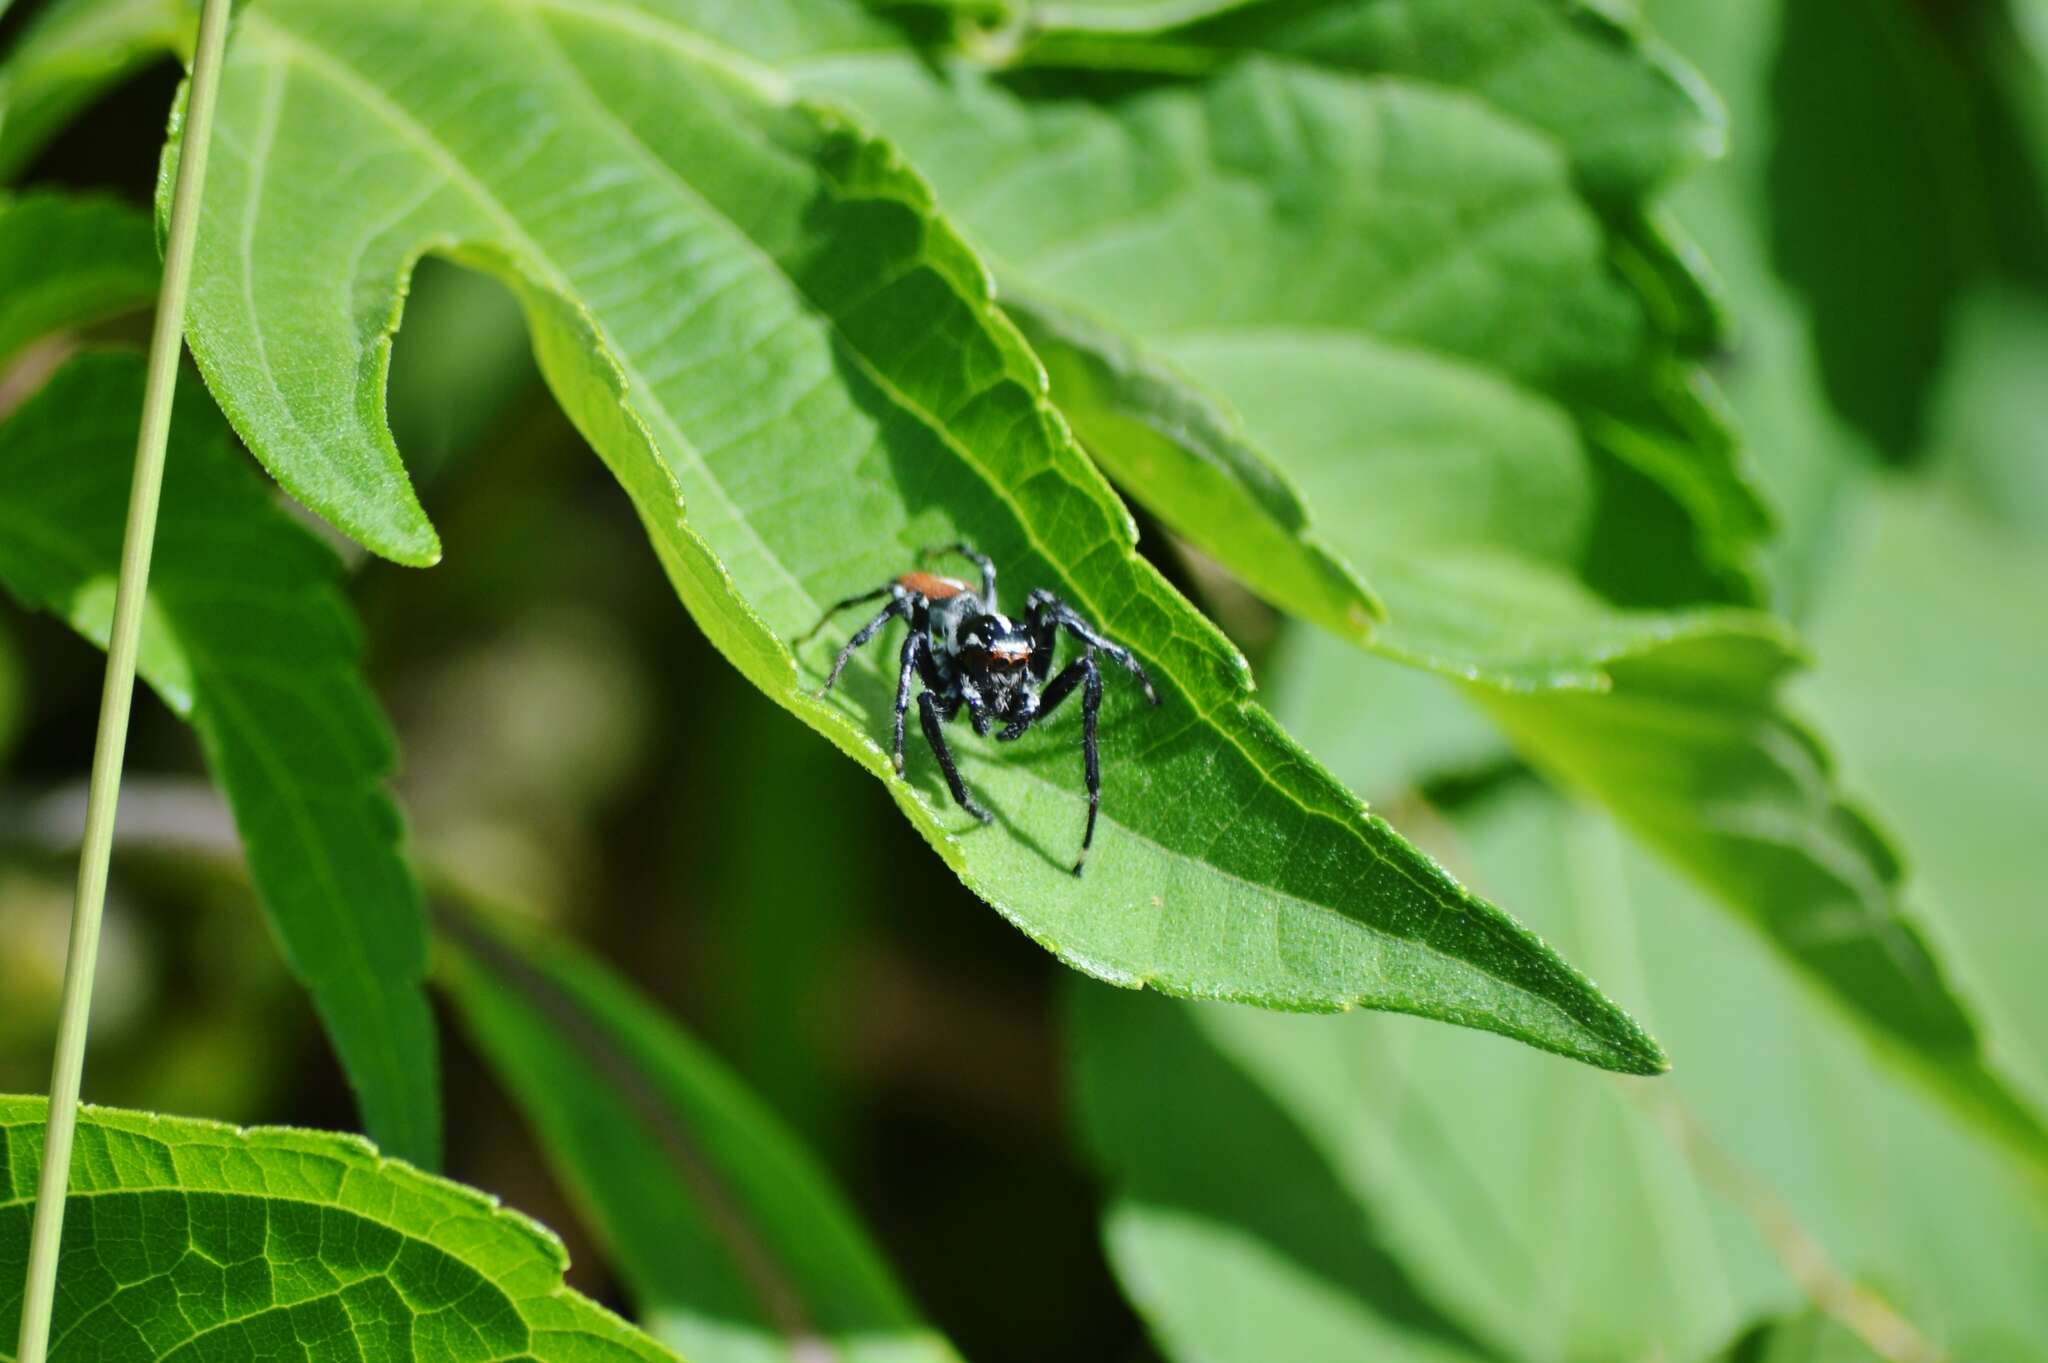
(898, 571, 970, 600)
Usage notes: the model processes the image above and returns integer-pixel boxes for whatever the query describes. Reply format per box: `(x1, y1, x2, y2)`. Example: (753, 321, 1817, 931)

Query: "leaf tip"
(380, 517, 443, 568)
(1605, 1019, 1671, 1077)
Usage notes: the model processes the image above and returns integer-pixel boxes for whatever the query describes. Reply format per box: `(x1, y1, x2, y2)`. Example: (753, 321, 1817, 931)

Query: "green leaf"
(0, 191, 158, 364)
(800, 37, 2045, 1154)
(1118, 0, 1724, 203)
(1011, 0, 1742, 359)
(0, 1094, 682, 1362)
(439, 910, 964, 1363)
(1761, 0, 2028, 463)
(1703, 1313, 1886, 1363)
(174, 0, 1664, 1072)
(1021, 0, 1262, 35)
(1068, 980, 1501, 1363)
(1003, 292, 1384, 646)
(1926, 288, 2048, 543)
(796, 52, 1762, 688)
(1802, 484, 2048, 1125)
(0, 0, 195, 180)
(1465, 626, 2048, 1169)
(0, 352, 441, 1168)
(1071, 782, 2048, 1363)
(0, 617, 20, 766)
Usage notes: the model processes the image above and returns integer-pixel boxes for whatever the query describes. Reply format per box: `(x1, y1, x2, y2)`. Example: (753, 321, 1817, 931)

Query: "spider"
(800, 544, 1159, 875)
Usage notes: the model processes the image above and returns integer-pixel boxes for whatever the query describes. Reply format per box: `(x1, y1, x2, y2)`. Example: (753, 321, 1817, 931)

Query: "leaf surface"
(171, 0, 1663, 1071)
(1801, 484, 2048, 1124)
(791, 38, 2048, 1152)
(1042, 0, 1724, 201)
(439, 911, 964, 1363)
(0, 353, 441, 1168)
(1071, 780, 2048, 1363)
(0, 191, 157, 364)
(0, 1094, 681, 1362)
(1467, 628, 2048, 1165)
(794, 51, 1761, 687)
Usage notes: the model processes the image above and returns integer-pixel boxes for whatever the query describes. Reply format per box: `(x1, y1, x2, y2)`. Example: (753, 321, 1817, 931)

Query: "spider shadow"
(797, 631, 1093, 878)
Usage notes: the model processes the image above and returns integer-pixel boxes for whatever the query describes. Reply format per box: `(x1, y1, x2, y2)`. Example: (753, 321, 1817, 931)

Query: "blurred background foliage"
(2, 0, 2046, 1359)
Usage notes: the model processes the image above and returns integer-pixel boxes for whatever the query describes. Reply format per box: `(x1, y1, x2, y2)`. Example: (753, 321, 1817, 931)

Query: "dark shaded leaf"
(0, 352, 440, 1167)
(440, 909, 965, 1363)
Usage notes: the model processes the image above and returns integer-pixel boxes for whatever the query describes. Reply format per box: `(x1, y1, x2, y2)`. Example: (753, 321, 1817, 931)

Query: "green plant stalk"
(12, 1, 235, 1358)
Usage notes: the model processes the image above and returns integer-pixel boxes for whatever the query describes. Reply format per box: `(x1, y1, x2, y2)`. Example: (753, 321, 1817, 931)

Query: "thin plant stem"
(13, 1, 237, 1358)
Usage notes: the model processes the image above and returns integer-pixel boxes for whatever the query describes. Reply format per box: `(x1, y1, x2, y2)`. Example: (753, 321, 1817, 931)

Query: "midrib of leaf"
(511, 13, 1128, 644)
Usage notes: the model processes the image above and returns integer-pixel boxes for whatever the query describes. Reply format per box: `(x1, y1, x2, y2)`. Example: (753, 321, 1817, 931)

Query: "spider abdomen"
(896, 571, 975, 602)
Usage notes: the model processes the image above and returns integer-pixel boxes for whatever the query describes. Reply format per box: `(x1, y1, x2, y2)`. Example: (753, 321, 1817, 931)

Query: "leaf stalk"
(12, 1, 235, 1357)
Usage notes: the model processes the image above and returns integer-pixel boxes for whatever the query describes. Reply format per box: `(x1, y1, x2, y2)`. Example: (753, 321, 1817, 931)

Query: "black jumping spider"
(802, 544, 1159, 875)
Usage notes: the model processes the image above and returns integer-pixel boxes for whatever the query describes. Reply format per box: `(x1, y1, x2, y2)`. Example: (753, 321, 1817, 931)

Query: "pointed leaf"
(0, 1095, 681, 1362)
(173, 0, 1664, 1071)
(0, 352, 441, 1167)
(440, 910, 965, 1363)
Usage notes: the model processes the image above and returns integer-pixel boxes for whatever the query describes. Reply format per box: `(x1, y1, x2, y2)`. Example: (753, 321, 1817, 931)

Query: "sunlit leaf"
(799, 51, 1760, 684)
(170, 0, 1664, 1071)
(789, 37, 2048, 1152)
(1072, 781, 2048, 1363)
(1801, 485, 2048, 1123)
(440, 910, 964, 1363)
(1467, 626, 2048, 1167)
(1076, 0, 1722, 198)
(0, 353, 441, 1168)
(0, 1094, 680, 1362)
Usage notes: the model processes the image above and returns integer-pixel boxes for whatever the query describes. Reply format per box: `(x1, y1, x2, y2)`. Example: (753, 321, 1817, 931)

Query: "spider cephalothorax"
(800, 544, 1159, 874)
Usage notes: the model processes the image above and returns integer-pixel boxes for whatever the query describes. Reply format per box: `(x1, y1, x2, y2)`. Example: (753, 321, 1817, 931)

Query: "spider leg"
(799, 584, 892, 645)
(922, 543, 997, 603)
(1025, 589, 1159, 705)
(959, 675, 995, 736)
(891, 626, 926, 774)
(1006, 649, 1106, 874)
(919, 689, 992, 824)
(818, 593, 911, 695)
(1075, 650, 1105, 875)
